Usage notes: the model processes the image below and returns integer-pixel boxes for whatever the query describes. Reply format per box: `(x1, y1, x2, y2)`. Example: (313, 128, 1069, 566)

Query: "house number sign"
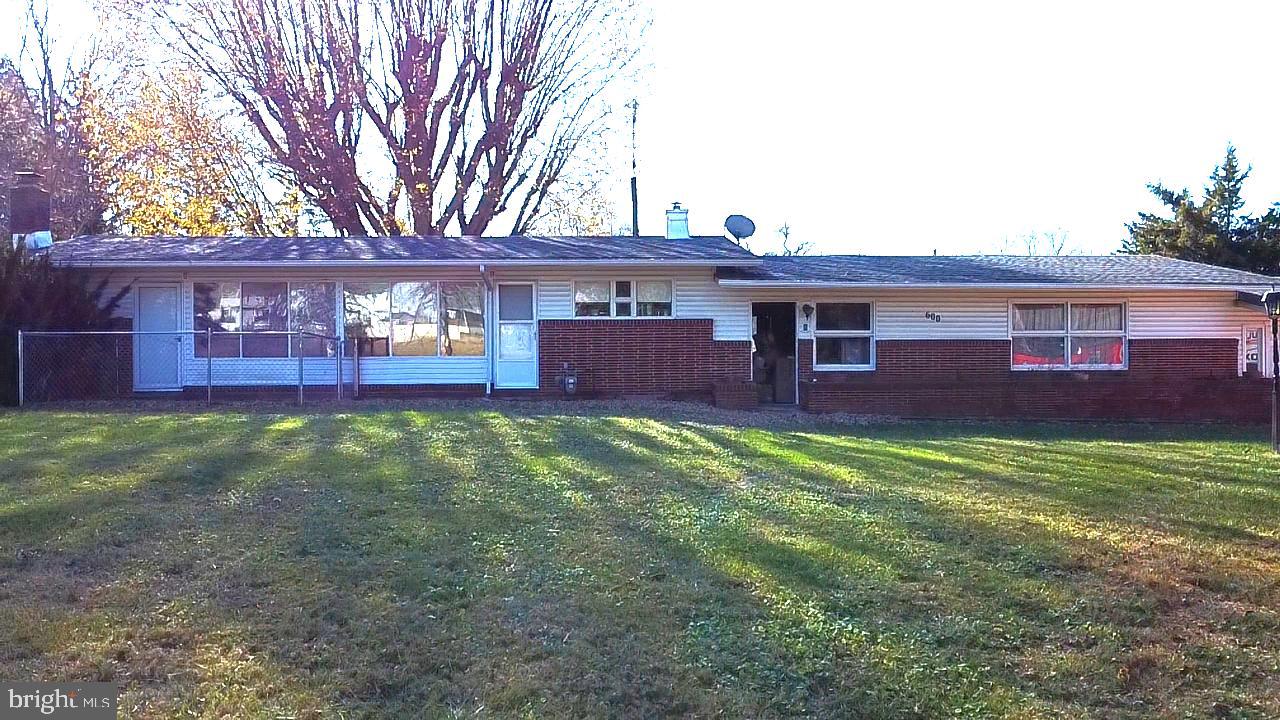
(924, 312, 942, 323)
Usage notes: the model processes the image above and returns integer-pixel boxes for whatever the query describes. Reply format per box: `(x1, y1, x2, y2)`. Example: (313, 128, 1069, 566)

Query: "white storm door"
(495, 283, 538, 388)
(135, 285, 182, 391)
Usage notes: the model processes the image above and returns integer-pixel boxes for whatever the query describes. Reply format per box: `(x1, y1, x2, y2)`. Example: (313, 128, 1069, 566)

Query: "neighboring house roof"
(48, 234, 762, 267)
(717, 254, 1280, 289)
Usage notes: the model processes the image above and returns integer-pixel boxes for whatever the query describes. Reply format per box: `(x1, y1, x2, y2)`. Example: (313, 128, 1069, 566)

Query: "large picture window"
(345, 281, 485, 358)
(813, 302, 874, 369)
(573, 279, 672, 318)
(441, 283, 485, 356)
(1011, 302, 1125, 369)
(195, 281, 337, 358)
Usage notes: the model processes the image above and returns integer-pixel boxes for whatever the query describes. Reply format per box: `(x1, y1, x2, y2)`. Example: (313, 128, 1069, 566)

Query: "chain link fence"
(17, 330, 346, 406)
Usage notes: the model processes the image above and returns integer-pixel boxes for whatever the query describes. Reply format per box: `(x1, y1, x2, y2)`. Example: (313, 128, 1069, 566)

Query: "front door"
(1244, 325, 1267, 377)
(495, 282, 538, 388)
(135, 285, 182, 390)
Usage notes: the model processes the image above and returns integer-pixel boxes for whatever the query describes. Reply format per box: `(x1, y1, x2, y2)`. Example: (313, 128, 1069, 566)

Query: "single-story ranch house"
(38, 204, 1280, 422)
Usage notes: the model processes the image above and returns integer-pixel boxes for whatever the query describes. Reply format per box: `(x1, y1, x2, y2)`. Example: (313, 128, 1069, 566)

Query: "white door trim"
(133, 283, 183, 391)
(495, 281, 539, 389)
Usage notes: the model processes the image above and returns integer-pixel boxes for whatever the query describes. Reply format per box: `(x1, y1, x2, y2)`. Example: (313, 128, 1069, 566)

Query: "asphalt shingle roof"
(48, 234, 760, 266)
(718, 254, 1280, 288)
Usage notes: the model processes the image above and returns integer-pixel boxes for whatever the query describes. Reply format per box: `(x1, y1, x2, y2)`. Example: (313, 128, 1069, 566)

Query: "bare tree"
(999, 229, 1077, 256)
(132, 0, 644, 236)
(0, 0, 113, 239)
(769, 222, 812, 256)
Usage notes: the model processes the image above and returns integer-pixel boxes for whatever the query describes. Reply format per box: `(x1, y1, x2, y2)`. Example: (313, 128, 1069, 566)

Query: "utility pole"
(627, 99, 639, 236)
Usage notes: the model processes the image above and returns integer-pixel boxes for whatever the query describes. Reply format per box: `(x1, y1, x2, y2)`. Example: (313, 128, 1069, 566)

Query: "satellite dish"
(724, 214, 756, 242)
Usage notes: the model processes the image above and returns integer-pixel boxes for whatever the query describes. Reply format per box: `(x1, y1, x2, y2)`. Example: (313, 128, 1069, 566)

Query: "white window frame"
(811, 301, 876, 371)
(572, 279, 674, 318)
(1009, 300, 1127, 371)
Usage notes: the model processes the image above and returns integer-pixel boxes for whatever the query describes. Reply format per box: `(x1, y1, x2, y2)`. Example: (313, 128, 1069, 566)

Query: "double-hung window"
(1011, 302, 1125, 369)
(813, 302, 874, 369)
(573, 280, 672, 318)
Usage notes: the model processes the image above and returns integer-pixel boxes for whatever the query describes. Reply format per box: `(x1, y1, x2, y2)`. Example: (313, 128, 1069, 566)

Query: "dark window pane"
(194, 282, 241, 357)
(816, 303, 870, 332)
(1013, 336, 1066, 366)
(614, 280, 631, 298)
(615, 301, 633, 317)
(499, 284, 535, 321)
(441, 283, 485, 357)
(637, 302, 671, 317)
(344, 283, 391, 357)
(241, 282, 288, 357)
(815, 337, 871, 366)
(1070, 336, 1124, 366)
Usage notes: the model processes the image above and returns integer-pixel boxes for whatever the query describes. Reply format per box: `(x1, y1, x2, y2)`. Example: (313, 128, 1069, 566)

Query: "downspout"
(480, 263, 493, 396)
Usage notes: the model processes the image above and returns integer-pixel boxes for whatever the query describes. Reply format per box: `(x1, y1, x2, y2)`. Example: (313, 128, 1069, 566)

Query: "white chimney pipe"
(665, 202, 690, 239)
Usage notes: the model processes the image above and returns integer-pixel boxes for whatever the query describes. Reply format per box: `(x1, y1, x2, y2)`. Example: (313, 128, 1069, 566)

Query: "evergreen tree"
(1124, 145, 1280, 273)
(0, 242, 128, 405)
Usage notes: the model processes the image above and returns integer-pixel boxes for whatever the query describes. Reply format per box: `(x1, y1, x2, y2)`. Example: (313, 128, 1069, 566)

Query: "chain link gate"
(17, 330, 345, 406)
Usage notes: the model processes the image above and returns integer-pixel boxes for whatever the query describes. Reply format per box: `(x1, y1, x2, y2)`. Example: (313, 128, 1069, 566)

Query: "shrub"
(0, 241, 129, 405)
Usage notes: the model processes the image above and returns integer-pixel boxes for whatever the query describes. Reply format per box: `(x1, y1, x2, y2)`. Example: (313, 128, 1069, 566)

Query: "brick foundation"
(797, 338, 1266, 422)
(537, 319, 751, 399)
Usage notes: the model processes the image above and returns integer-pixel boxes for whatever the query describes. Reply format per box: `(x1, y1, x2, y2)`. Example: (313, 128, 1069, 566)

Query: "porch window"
(344, 281, 486, 357)
(343, 283, 391, 357)
(1011, 302, 1125, 369)
(241, 282, 289, 357)
(441, 283, 485, 356)
(195, 281, 338, 358)
(194, 282, 242, 357)
(813, 302, 874, 369)
(290, 282, 337, 357)
(391, 282, 439, 356)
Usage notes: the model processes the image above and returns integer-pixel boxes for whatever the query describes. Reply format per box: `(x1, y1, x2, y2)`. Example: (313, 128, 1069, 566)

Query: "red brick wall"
(537, 319, 751, 398)
(798, 337, 1264, 422)
(1128, 338, 1239, 378)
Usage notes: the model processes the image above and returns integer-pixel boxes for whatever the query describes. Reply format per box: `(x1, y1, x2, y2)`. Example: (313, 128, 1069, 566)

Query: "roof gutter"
(54, 258, 763, 269)
(716, 279, 1278, 292)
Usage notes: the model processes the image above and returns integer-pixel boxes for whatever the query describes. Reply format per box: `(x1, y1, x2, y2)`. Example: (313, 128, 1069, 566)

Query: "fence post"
(353, 336, 360, 399)
(205, 328, 213, 404)
(335, 337, 343, 400)
(16, 329, 23, 408)
(297, 334, 304, 406)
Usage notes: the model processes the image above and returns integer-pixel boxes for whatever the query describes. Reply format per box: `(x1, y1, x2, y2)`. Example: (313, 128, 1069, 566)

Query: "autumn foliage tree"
(81, 70, 300, 236)
(133, 0, 644, 236)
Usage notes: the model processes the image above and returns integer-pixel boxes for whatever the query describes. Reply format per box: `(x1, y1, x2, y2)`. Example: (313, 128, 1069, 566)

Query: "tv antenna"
(627, 99, 639, 236)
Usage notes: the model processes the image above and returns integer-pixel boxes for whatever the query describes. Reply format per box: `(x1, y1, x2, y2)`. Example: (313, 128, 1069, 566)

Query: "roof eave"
(717, 279, 1276, 291)
(54, 257, 763, 269)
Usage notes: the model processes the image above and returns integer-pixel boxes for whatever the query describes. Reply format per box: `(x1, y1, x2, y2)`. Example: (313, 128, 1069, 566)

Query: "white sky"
(8, 0, 1280, 255)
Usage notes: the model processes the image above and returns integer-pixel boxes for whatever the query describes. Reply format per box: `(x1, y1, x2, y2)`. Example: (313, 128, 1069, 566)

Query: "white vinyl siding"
(714, 287, 1268, 341)
(513, 269, 744, 338)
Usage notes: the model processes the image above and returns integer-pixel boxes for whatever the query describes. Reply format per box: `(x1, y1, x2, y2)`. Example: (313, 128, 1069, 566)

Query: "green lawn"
(1, 403, 1278, 719)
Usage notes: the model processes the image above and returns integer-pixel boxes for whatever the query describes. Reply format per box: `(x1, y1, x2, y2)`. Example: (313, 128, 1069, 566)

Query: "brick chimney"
(10, 169, 52, 251)
(665, 202, 690, 239)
